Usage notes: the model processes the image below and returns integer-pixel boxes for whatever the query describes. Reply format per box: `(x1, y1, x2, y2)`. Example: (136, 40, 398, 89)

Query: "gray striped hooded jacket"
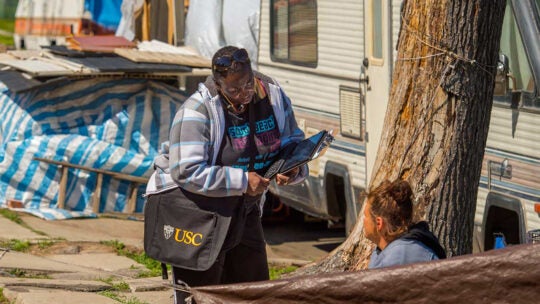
(145, 72, 307, 197)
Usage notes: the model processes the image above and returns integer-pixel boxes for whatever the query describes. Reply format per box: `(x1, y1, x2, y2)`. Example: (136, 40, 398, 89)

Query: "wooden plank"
(114, 48, 211, 68)
(7, 50, 43, 59)
(93, 173, 103, 214)
(57, 166, 68, 209)
(126, 182, 140, 214)
(67, 36, 136, 53)
(34, 157, 149, 184)
(34, 157, 150, 214)
(0, 58, 75, 76)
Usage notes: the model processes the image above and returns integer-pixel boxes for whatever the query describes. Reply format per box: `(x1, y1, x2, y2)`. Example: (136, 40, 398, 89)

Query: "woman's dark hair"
(367, 179, 414, 242)
(211, 46, 251, 81)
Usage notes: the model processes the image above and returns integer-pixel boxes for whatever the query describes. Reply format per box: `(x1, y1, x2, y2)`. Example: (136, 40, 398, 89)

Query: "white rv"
(257, 0, 540, 251)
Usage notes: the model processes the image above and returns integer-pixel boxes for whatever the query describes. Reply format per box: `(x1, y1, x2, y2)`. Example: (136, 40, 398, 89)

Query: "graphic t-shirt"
(217, 94, 281, 176)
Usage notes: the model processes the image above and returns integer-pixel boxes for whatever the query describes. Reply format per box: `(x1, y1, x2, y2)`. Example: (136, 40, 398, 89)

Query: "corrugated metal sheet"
(63, 55, 192, 73)
(0, 71, 71, 94)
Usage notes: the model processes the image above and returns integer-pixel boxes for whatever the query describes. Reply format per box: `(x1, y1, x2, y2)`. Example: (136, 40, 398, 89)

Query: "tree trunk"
(297, 0, 506, 275)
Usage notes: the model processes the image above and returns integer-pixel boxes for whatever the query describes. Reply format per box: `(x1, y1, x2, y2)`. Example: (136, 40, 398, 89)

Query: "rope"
(397, 14, 497, 78)
(393, 12, 500, 174)
(397, 52, 446, 61)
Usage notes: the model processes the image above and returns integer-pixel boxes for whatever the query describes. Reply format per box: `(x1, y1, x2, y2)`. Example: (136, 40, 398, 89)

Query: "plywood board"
(0, 58, 75, 76)
(114, 48, 211, 68)
(67, 36, 136, 53)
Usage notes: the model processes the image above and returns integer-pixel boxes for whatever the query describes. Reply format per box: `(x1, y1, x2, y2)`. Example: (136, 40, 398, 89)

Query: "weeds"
(98, 277, 130, 290)
(269, 265, 299, 280)
(5, 268, 50, 279)
(0, 19, 14, 32)
(98, 276, 115, 284)
(0, 239, 30, 252)
(37, 240, 55, 250)
(97, 290, 145, 303)
(0, 19, 14, 47)
(97, 278, 148, 304)
(101, 239, 299, 280)
(0, 209, 47, 236)
(0, 209, 22, 224)
(100, 240, 164, 278)
(110, 281, 130, 292)
(0, 287, 9, 304)
(98, 290, 148, 304)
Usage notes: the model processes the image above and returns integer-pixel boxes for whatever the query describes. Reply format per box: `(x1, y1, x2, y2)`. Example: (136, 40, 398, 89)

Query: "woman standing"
(145, 46, 307, 303)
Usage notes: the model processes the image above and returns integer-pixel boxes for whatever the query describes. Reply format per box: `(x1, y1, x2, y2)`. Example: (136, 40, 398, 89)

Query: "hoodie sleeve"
(168, 93, 248, 197)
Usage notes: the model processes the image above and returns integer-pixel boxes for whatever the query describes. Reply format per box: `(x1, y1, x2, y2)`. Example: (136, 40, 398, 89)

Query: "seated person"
(363, 179, 446, 269)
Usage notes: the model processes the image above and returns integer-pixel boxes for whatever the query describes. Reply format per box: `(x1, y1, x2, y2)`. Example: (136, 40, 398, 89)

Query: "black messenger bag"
(144, 187, 232, 271)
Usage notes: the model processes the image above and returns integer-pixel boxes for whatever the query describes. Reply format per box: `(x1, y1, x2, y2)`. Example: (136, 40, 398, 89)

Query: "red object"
(534, 203, 540, 214)
(7, 199, 24, 208)
(67, 36, 136, 53)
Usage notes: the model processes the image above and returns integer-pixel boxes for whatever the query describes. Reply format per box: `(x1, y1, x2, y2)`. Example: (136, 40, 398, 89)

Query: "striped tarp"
(0, 77, 186, 219)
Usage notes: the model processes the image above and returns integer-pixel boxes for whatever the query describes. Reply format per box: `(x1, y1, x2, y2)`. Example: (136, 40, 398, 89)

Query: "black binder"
(264, 130, 333, 179)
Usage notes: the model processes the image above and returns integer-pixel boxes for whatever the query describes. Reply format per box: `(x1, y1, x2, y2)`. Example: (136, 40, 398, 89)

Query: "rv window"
(371, 0, 383, 60)
(270, 0, 317, 67)
(497, 2, 539, 108)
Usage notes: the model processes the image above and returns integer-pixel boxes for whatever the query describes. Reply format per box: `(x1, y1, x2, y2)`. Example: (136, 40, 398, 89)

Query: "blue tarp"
(0, 77, 186, 219)
(85, 0, 123, 31)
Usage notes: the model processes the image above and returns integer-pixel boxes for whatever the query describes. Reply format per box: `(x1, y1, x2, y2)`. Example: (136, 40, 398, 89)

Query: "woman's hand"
(276, 167, 300, 186)
(246, 172, 270, 196)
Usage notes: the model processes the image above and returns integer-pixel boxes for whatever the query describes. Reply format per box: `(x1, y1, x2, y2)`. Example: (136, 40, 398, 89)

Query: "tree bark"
(296, 0, 506, 275)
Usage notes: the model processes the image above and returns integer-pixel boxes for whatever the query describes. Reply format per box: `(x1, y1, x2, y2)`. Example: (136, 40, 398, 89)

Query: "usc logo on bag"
(163, 224, 204, 246)
(174, 228, 204, 246)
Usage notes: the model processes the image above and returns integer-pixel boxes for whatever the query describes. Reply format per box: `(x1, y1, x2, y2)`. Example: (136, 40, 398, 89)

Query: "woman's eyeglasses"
(213, 48, 250, 73)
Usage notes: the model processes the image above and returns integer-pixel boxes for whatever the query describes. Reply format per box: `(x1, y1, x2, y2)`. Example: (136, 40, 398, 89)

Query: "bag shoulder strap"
(161, 262, 168, 280)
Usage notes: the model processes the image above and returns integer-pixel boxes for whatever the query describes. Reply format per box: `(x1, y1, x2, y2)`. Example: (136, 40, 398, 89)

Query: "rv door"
(363, 0, 394, 184)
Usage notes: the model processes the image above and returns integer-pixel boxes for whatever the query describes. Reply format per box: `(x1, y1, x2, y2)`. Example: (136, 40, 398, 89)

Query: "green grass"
(0, 19, 14, 47)
(98, 276, 115, 285)
(0, 287, 9, 304)
(37, 240, 55, 250)
(0, 35, 13, 46)
(0, 209, 22, 224)
(97, 278, 147, 304)
(0, 209, 47, 236)
(269, 265, 299, 280)
(0, 19, 14, 32)
(100, 240, 165, 278)
(5, 268, 50, 279)
(0, 239, 30, 252)
(97, 290, 148, 304)
(101, 240, 299, 280)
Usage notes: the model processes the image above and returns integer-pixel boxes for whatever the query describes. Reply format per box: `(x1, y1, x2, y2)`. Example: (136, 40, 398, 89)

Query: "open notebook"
(264, 130, 334, 179)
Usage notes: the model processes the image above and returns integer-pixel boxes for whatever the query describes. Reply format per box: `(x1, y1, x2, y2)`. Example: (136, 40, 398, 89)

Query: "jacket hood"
(401, 221, 447, 259)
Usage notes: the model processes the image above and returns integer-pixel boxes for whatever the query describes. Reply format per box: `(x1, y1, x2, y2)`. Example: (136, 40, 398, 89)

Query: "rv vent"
(339, 86, 363, 140)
